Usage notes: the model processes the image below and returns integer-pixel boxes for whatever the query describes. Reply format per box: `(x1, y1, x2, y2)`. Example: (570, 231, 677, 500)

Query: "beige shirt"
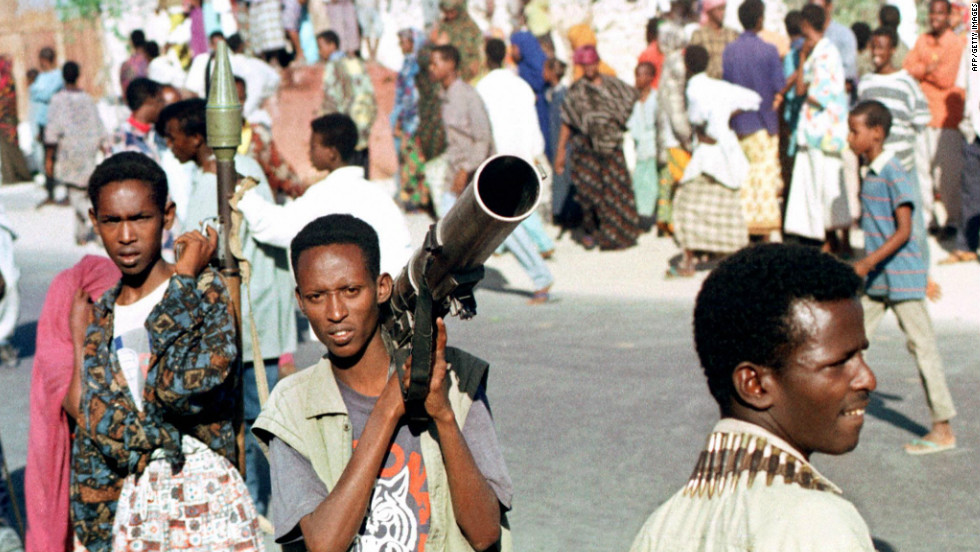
(630, 419, 876, 552)
(440, 78, 494, 185)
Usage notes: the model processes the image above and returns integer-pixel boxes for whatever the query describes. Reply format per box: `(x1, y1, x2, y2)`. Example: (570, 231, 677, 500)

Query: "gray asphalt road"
(1, 182, 977, 551)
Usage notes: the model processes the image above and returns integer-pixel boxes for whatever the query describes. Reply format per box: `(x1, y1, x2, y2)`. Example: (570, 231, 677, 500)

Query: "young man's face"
(707, 5, 725, 26)
(90, 179, 174, 277)
(143, 91, 166, 124)
(294, 243, 392, 360)
(164, 118, 201, 164)
(635, 66, 654, 91)
(928, 0, 951, 34)
(846, 113, 879, 157)
(317, 37, 337, 61)
(235, 80, 247, 105)
(581, 61, 599, 81)
(308, 133, 336, 172)
(764, 298, 875, 457)
(399, 35, 414, 55)
(869, 34, 895, 73)
(427, 51, 453, 83)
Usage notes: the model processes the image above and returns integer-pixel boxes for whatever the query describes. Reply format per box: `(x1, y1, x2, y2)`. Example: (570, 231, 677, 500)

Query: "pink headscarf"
(700, 0, 726, 25)
(25, 256, 119, 552)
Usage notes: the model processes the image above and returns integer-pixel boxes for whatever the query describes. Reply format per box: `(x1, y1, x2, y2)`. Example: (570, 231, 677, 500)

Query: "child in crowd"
(627, 62, 659, 228)
(857, 25, 940, 300)
(847, 100, 957, 455)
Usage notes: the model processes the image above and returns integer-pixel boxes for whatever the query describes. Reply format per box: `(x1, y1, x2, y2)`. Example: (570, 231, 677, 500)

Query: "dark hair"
(738, 0, 765, 31)
(850, 99, 892, 137)
(636, 61, 656, 79)
(931, 0, 951, 13)
(684, 45, 708, 76)
(784, 10, 802, 37)
(310, 113, 358, 163)
(39, 47, 55, 63)
(316, 30, 340, 47)
(545, 57, 567, 72)
(26, 68, 38, 81)
(646, 17, 659, 42)
(125, 77, 162, 111)
(870, 26, 898, 50)
(879, 4, 901, 28)
(290, 214, 381, 280)
(852, 22, 872, 51)
(130, 29, 146, 48)
(88, 152, 169, 215)
(801, 4, 826, 32)
(485, 38, 506, 66)
(208, 31, 224, 43)
(226, 33, 244, 53)
(62, 61, 80, 85)
(155, 98, 207, 140)
(694, 244, 862, 412)
(432, 44, 460, 70)
(145, 41, 160, 59)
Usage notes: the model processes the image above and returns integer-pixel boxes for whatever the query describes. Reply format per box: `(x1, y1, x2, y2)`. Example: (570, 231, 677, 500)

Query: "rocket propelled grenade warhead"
(205, 41, 242, 163)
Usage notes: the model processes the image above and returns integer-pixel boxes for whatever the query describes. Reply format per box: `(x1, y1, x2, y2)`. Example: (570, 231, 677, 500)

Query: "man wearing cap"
(690, 0, 739, 79)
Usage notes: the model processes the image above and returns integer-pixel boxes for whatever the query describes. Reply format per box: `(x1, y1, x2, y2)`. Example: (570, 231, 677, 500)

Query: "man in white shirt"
(237, 113, 413, 277)
(475, 38, 554, 303)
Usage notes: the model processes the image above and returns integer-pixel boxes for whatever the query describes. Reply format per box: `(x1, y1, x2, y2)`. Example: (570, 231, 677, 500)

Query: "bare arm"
(62, 289, 93, 421)
(554, 123, 572, 175)
(299, 372, 406, 552)
(426, 319, 501, 550)
(854, 204, 913, 277)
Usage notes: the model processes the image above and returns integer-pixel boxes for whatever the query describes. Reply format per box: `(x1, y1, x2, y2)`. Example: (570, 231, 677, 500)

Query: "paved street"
(1, 180, 978, 551)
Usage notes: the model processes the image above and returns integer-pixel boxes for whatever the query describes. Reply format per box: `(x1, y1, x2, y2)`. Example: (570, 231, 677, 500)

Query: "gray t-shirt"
(269, 381, 512, 549)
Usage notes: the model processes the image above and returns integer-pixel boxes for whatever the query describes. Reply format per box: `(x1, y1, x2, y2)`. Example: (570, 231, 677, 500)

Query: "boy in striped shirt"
(848, 100, 957, 455)
(857, 25, 940, 298)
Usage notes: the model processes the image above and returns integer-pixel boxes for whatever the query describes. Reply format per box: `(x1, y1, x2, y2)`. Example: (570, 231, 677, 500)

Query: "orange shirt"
(903, 29, 966, 128)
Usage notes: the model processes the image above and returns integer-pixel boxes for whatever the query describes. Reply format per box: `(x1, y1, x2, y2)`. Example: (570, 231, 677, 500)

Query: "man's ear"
(163, 201, 176, 231)
(376, 272, 393, 304)
(88, 207, 98, 232)
(732, 361, 777, 411)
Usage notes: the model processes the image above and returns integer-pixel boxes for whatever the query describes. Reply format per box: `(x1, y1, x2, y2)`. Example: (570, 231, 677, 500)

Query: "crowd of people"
(0, 0, 975, 550)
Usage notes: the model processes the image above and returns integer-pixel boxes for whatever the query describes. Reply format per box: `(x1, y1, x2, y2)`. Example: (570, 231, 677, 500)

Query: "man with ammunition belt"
(630, 244, 877, 551)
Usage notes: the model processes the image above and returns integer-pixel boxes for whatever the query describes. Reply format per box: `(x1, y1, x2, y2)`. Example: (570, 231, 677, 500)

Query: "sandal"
(665, 265, 695, 279)
(937, 250, 978, 265)
(528, 287, 551, 304)
(904, 438, 956, 455)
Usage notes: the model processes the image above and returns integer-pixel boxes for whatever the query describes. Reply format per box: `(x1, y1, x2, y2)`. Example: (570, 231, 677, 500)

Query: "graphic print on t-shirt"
(112, 329, 152, 411)
(352, 438, 431, 552)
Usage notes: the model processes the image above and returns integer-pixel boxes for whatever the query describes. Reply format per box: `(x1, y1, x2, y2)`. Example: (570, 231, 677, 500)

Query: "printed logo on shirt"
(353, 440, 430, 551)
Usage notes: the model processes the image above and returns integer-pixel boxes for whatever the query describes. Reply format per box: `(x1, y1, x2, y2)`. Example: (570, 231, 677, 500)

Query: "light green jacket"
(253, 349, 511, 552)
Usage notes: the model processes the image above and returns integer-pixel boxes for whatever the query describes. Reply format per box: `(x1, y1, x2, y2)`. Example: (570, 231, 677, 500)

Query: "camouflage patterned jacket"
(70, 269, 239, 551)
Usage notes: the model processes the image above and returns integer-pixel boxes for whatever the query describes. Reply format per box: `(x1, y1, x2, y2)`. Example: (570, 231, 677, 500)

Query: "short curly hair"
(88, 152, 169, 215)
(693, 244, 862, 412)
(290, 214, 381, 281)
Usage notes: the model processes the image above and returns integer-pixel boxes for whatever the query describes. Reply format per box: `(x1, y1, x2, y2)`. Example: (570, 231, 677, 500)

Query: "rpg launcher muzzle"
(387, 154, 544, 420)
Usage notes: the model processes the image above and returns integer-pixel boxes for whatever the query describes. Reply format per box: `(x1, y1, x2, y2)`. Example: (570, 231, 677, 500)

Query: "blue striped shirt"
(860, 151, 927, 300)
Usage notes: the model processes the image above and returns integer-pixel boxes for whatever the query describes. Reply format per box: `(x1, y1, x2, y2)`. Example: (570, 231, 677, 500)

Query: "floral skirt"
(397, 135, 431, 214)
(111, 436, 265, 552)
